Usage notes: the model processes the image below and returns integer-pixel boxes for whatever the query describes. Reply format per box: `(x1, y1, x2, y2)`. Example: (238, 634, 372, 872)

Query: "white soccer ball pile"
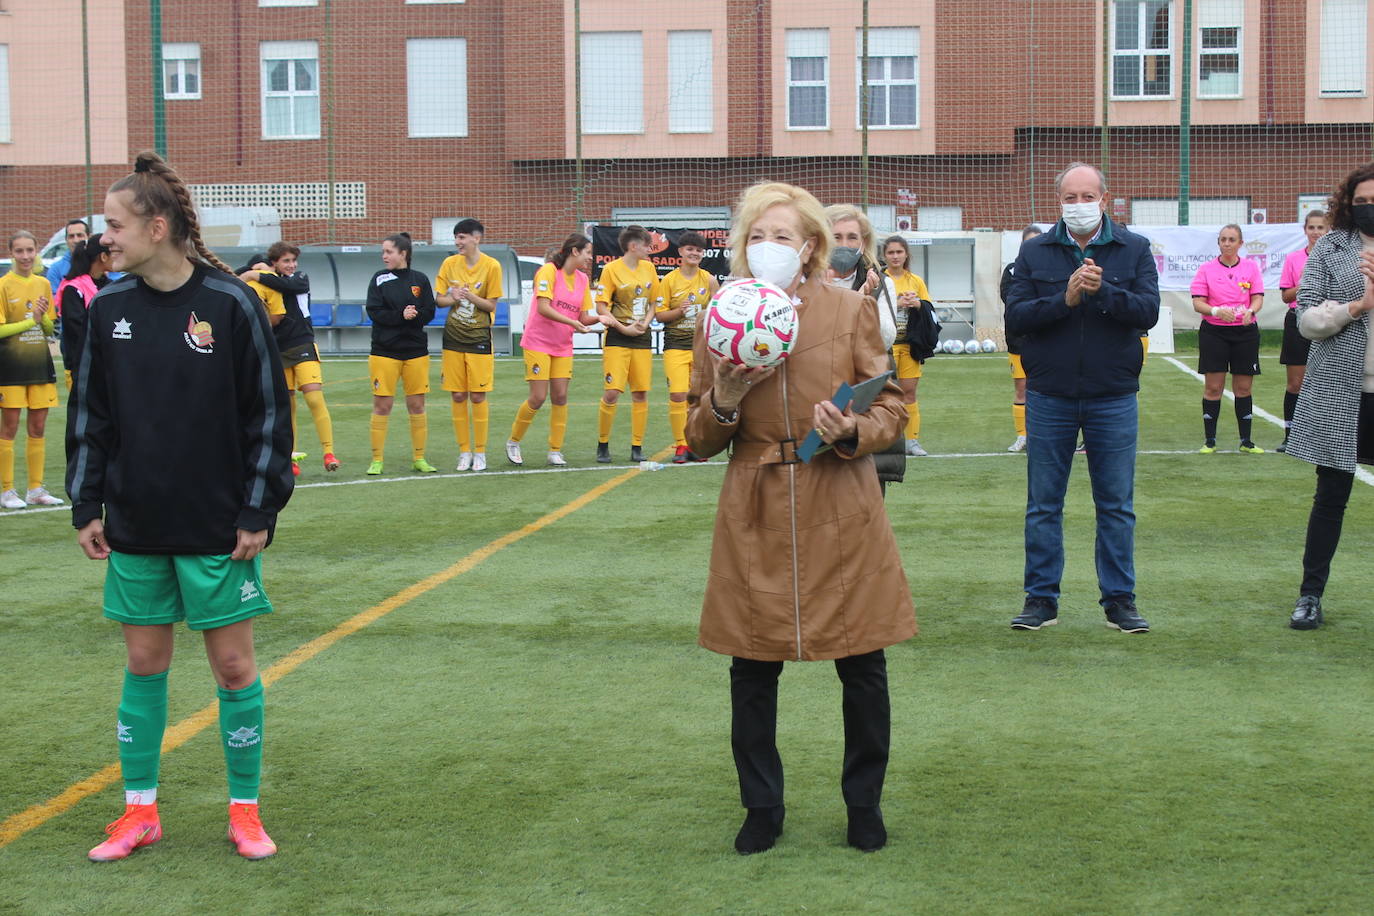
(703, 278, 799, 368)
(965, 339, 980, 354)
(981, 338, 996, 353)
(944, 339, 965, 354)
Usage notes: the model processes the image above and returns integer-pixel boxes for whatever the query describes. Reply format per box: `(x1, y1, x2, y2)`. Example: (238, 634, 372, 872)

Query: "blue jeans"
(1024, 391, 1138, 606)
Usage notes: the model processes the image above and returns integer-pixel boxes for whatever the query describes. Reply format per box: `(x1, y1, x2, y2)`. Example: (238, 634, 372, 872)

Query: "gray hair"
(1054, 162, 1108, 196)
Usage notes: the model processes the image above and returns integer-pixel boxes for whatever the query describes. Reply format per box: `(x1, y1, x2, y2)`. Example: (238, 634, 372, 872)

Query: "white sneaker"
(547, 450, 567, 467)
(473, 452, 487, 471)
(1, 489, 26, 509)
(25, 486, 64, 506)
(504, 439, 523, 466)
(905, 439, 928, 457)
(1008, 435, 1027, 453)
(456, 452, 473, 471)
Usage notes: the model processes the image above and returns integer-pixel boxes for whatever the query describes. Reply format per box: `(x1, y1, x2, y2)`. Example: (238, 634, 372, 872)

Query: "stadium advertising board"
(589, 226, 732, 284)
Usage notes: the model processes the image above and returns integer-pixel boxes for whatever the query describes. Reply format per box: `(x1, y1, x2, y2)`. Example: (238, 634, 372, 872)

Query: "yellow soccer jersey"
(596, 257, 663, 350)
(437, 252, 504, 353)
(0, 271, 57, 386)
(246, 278, 286, 317)
(888, 270, 930, 339)
(659, 267, 716, 351)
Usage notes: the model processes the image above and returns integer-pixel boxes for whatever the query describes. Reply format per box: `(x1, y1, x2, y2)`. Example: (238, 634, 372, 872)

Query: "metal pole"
(1179, 0, 1193, 225)
(82, 0, 92, 217)
(860, 0, 869, 209)
(1100, 0, 1110, 180)
(325, 0, 335, 244)
(150, 0, 166, 156)
(574, 0, 584, 228)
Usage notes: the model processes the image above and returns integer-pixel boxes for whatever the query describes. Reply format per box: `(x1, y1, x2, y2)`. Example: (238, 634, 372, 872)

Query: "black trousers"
(729, 649, 890, 809)
(1300, 394, 1374, 597)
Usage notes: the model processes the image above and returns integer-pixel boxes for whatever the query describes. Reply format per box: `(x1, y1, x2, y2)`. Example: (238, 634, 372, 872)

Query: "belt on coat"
(730, 439, 804, 466)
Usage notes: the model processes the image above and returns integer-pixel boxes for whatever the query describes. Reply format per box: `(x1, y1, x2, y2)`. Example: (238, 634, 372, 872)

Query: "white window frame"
(162, 43, 201, 101)
(1320, 0, 1368, 97)
(1131, 197, 1248, 225)
(0, 45, 10, 144)
(668, 30, 712, 134)
(579, 32, 644, 135)
(259, 0, 317, 6)
(1196, 0, 1241, 99)
(1298, 194, 1330, 222)
(786, 29, 829, 130)
(1111, 0, 1175, 100)
(917, 206, 962, 232)
(260, 40, 320, 140)
(406, 38, 468, 138)
(854, 28, 919, 129)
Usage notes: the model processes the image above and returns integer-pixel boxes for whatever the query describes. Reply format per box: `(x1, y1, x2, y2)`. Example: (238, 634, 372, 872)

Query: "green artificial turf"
(1, 351, 1371, 915)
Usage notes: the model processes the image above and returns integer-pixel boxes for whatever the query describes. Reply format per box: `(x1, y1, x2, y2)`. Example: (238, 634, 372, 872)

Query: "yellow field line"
(0, 453, 667, 849)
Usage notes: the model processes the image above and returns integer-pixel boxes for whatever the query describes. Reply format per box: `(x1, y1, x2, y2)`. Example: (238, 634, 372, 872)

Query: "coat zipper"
(780, 360, 802, 660)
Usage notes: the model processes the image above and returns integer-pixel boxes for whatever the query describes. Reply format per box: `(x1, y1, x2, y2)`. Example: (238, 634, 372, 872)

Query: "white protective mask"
(1061, 202, 1104, 236)
(747, 241, 805, 288)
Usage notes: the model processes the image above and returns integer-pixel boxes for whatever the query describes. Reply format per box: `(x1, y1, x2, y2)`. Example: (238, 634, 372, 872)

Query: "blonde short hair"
(729, 181, 831, 281)
(823, 203, 879, 271)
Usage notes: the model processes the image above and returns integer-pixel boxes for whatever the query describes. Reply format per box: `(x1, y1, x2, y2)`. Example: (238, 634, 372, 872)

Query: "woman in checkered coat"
(1285, 162, 1374, 630)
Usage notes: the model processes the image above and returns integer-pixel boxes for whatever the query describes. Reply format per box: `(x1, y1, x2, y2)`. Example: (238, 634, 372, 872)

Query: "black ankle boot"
(734, 805, 785, 855)
(847, 805, 886, 852)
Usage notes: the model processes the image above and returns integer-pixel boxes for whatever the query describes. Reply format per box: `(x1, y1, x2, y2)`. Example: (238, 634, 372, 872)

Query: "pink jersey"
(1279, 248, 1309, 309)
(1191, 256, 1264, 326)
(520, 263, 592, 357)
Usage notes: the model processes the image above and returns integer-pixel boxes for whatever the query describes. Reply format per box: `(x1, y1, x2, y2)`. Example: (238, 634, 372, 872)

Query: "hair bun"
(133, 151, 163, 173)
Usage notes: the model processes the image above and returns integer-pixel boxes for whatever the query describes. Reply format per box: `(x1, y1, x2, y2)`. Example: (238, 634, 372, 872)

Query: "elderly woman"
(686, 182, 916, 855)
(1285, 163, 1374, 630)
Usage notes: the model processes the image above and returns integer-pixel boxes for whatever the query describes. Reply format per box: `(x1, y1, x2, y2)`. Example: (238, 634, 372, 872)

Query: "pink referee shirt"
(1191, 257, 1264, 326)
(1278, 248, 1309, 310)
(521, 263, 592, 357)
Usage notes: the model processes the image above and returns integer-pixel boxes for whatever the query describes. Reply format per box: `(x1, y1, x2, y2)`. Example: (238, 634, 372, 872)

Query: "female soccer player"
(68, 151, 294, 860)
(1276, 210, 1329, 451)
(506, 234, 604, 466)
(0, 230, 63, 508)
(365, 233, 437, 475)
(882, 234, 932, 456)
(1192, 224, 1265, 453)
(657, 231, 718, 463)
(56, 237, 113, 391)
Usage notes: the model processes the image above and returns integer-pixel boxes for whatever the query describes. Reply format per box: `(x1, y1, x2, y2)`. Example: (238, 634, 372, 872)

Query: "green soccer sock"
(218, 677, 265, 802)
(118, 669, 169, 793)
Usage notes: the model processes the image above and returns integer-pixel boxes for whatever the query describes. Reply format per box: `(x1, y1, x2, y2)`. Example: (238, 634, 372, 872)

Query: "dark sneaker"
(596, 442, 612, 464)
(1289, 595, 1322, 630)
(1011, 596, 1058, 630)
(690, 449, 708, 462)
(1275, 436, 1289, 454)
(1104, 599, 1149, 633)
(630, 445, 645, 462)
(734, 805, 784, 855)
(672, 445, 689, 464)
(847, 806, 886, 852)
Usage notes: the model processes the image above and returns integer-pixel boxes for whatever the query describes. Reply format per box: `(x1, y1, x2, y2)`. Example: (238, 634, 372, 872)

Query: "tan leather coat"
(686, 275, 918, 661)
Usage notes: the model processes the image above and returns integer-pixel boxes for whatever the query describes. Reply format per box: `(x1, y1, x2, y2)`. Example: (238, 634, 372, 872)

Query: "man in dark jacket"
(1003, 162, 1160, 634)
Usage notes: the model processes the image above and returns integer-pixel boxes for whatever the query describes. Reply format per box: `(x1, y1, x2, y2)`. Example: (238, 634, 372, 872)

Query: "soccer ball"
(965, 339, 981, 354)
(944, 339, 965, 354)
(981, 338, 996, 353)
(703, 278, 798, 368)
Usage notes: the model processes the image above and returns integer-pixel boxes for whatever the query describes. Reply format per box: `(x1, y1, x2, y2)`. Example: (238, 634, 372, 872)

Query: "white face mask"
(747, 241, 807, 288)
(1061, 201, 1104, 236)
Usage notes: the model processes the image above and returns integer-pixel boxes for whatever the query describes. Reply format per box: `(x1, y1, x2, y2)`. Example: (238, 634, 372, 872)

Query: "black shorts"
(1280, 308, 1311, 366)
(1198, 321, 1261, 376)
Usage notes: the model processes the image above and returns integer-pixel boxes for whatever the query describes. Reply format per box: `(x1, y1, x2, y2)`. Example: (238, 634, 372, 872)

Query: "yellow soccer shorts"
(662, 349, 693, 393)
(442, 350, 495, 392)
(1009, 353, 1026, 380)
(369, 355, 430, 397)
(1141, 335, 1150, 365)
(523, 350, 573, 382)
(602, 346, 652, 392)
(0, 382, 59, 409)
(891, 343, 924, 380)
(283, 360, 324, 390)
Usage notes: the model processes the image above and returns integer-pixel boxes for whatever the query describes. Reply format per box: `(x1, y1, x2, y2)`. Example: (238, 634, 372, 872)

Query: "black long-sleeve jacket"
(366, 267, 435, 360)
(66, 263, 294, 554)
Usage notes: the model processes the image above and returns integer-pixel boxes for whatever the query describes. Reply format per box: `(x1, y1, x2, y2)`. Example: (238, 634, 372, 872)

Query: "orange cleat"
(672, 445, 689, 464)
(227, 803, 277, 859)
(88, 803, 162, 862)
(323, 452, 341, 472)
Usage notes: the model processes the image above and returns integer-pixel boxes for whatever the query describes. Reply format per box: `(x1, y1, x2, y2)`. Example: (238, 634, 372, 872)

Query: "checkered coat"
(1288, 229, 1370, 472)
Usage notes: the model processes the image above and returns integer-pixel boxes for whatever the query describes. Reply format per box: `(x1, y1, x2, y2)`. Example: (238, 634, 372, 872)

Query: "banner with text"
(1130, 223, 1306, 292)
(589, 225, 733, 284)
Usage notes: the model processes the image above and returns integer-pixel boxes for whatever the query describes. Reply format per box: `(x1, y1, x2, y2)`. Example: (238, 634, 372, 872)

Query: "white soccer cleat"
(1008, 435, 1027, 452)
(504, 439, 523, 466)
(472, 452, 487, 471)
(1, 489, 26, 509)
(25, 487, 65, 506)
(905, 439, 928, 457)
(456, 452, 474, 471)
(547, 450, 567, 467)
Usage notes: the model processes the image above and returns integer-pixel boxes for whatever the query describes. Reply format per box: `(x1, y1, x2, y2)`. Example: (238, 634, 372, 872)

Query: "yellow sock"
(25, 435, 44, 491)
(451, 401, 471, 453)
(631, 401, 648, 446)
(1013, 403, 1027, 437)
(369, 414, 388, 461)
(304, 389, 334, 454)
(0, 438, 13, 491)
(472, 400, 489, 454)
(289, 393, 299, 454)
(905, 401, 920, 439)
(409, 413, 428, 461)
(597, 401, 616, 443)
(549, 404, 568, 451)
(668, 399, 688, 447)
(511, 402, 538, 443)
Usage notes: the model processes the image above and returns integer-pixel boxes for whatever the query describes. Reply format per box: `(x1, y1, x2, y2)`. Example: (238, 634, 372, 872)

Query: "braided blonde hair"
(108, 151, 233, 274)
